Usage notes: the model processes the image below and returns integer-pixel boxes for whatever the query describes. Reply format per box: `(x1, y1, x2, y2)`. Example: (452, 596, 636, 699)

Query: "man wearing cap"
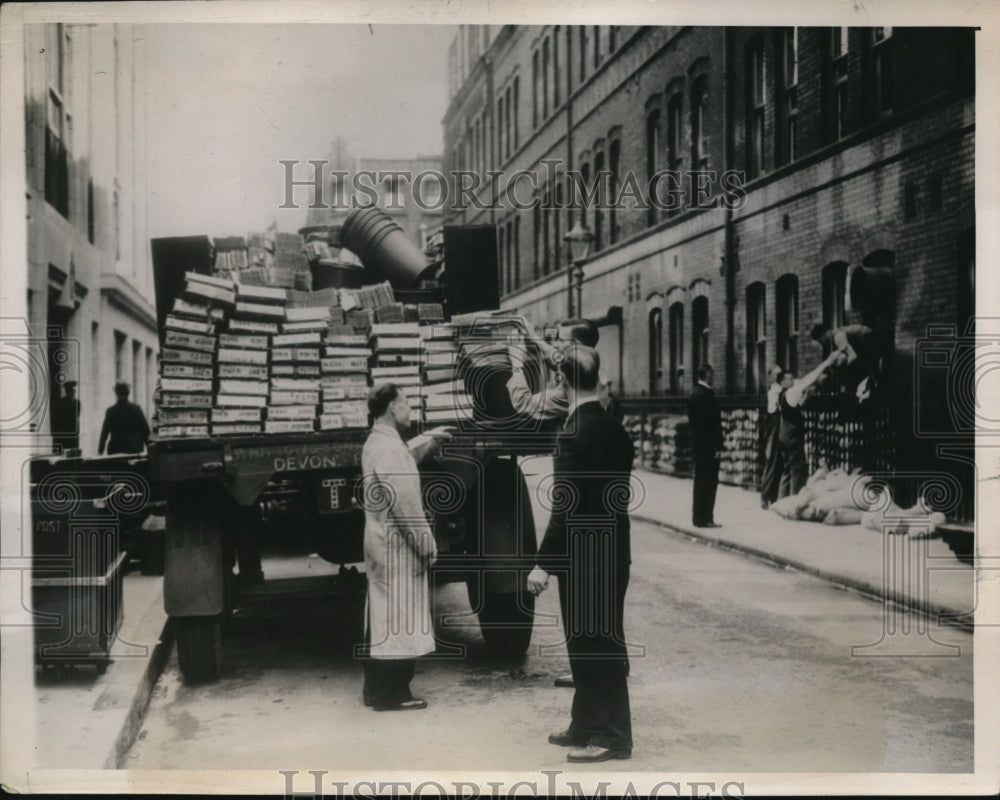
(98, 381, 150, 455)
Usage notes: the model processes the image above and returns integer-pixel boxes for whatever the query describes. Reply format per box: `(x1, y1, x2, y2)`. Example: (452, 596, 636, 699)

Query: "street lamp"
(563, 218, 594, 318)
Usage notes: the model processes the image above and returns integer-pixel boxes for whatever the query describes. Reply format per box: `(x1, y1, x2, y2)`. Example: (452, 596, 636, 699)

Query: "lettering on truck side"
(273, 454, 339, 472)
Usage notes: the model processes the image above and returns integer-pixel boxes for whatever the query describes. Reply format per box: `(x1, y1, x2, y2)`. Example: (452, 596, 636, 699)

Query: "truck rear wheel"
(174, 614, 224, 684)
(468, 581, 535, 656)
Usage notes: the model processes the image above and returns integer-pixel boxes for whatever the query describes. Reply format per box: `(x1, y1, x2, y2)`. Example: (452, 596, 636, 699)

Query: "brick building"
(443, 25, 975, 518)
(23, 23, 158, 456)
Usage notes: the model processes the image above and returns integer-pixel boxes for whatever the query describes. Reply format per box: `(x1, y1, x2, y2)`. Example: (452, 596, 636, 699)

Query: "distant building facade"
(305, 137, 444, 253)
(24, 23, 158, 455)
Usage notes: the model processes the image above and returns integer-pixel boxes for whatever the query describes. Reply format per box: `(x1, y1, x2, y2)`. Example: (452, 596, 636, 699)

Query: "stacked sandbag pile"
(719, 407, 760, 487)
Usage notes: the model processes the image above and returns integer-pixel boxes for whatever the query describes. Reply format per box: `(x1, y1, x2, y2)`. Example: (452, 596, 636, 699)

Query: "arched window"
(609, 139, 621, 245)
(532, 51, 539, 128)
(668, 301, 684, 393)
(746, 36, 767, 178)
(746, 282, 767, 392)
(690, 76, 709, 170)
(593, 149, 605, 251)
(542, 187, 551, 275)
(776, 274, 799, 374)
(497, 94, 505, 164)
(498, 226, 506, 293)
(649, 307, 664, 396)
(506, 220, 514, 294)
(514, 216, 521, 290)
(555, 181, 564, 270)
(504, 85, 513, 158)
(533, 202, 542, 280)
(822, 262, 848, 343)
(542, 38, 550, 119)
(553, 28, 561, 107)
(513, 77, 520, 149)
(692, 295, 709, 384)
(646, 110, 662, 227)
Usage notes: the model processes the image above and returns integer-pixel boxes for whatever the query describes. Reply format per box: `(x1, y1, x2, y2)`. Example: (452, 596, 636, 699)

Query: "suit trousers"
(692, 452, 719, 525)
(559, 570, 633, 751)
(760, 423, 783, 505)
(778, 437, 807, 498)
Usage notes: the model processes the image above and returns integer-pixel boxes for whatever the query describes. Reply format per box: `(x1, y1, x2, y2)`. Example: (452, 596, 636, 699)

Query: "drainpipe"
(485, 54, 495, 229)
(723, 27, 737, 395)
(564, 27, 575, 318)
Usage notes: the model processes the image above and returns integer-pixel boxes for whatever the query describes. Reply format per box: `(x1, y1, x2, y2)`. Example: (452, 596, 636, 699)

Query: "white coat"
(362, 424, 438, 659)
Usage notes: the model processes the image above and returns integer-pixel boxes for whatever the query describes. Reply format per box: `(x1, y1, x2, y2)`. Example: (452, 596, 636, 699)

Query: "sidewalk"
(521, 458, 975, 627)
(30, 572, 170, 771)
(631, 467, 975, 625)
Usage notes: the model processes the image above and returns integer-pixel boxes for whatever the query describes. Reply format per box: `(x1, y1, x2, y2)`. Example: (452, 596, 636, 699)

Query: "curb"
(633, 514, 974, 634)
(105, 618, 175, 769)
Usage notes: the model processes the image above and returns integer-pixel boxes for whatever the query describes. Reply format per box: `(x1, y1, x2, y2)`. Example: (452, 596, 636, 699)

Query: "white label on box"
(217, 348, 268, 365)
(219, 333, 269, 349)
(164, 330, 217, 353)
(218, 379, 269, 396)
(217, 363, 269, 380)
(161, 364, 213, 380)
(159, 393, 214, 408)
(160, 377, 213, 394)
(264, 420, 315, 433)
(270, 390, 320, 405)
(211, 407, 263, 423)
(267, 405, 317, 421)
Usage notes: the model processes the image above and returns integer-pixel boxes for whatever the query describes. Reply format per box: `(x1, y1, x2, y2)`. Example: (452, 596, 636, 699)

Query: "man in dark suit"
(98, 381, 150, 455)
(527, 345, 634, 763)
(688, 363, 723, 528)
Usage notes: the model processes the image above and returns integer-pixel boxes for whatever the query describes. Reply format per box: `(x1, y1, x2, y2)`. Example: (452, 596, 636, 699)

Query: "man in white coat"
(361, 383, 445, 711)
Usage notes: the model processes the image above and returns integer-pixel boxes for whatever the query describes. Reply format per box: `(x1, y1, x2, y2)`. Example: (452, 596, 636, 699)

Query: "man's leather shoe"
(705, 522, 723, 528)
(373, 698, 427, 711)
(548, 729, 589, 747)
(566, 744, 631, 763)
(554, 674, 574, 688)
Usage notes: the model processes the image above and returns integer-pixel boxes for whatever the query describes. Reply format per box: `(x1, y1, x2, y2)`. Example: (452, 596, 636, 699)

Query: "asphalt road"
(123, 516, 973, 776)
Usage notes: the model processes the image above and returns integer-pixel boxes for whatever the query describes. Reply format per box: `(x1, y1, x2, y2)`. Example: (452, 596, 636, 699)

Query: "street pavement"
(123, 516, 972, 777)
(19, 463, 978, 783)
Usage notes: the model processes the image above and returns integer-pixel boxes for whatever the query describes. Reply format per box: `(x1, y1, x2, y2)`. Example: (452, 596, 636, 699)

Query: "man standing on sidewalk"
(759, 365, 784, 509)
(527, 346, 634, 763)
(688, 364, 723, 528)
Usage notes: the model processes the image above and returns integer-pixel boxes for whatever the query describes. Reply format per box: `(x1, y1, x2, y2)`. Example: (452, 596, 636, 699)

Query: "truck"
(148, 225, 556, 683)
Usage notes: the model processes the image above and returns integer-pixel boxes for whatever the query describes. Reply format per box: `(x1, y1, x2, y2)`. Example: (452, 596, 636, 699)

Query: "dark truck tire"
(139, 530, 165, 576)
(468, 581, 535, 656)
(174, 615, 224, 684)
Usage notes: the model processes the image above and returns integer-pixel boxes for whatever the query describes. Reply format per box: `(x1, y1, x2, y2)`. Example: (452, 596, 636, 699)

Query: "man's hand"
(527, 566, 550, 596)
(423, 426, 456, 442)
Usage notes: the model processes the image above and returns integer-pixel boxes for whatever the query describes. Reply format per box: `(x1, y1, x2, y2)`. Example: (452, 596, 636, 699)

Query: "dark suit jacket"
(688, 382, 723, 456)
(99, 400, 150, 455)
(536, 401, 634, 582)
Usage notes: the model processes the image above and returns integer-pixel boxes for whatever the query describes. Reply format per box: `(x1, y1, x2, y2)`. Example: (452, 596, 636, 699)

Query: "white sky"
(145, 24, 455, 239)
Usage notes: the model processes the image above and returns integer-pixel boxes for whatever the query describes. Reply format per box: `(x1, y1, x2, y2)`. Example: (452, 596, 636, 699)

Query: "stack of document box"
(320, 320, 372, 430)
(419, 324, 473, 425)
(214, 282, 284, 435)
(267, 295, 323, 434)
(155, 272, 233, 438)
(369, 323, 422, 420)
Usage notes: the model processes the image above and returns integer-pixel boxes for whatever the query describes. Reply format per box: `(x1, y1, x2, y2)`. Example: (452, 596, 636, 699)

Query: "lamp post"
(563, 218, 594, 318)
